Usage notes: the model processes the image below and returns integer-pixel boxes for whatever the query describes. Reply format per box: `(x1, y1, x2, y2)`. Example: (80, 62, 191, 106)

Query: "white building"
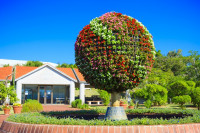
(0, 64, 90, 104)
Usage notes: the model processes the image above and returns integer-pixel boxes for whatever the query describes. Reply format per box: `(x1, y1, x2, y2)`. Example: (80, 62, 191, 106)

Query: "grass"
(7, 109, 200, 125)
(75, 88, 99, 97)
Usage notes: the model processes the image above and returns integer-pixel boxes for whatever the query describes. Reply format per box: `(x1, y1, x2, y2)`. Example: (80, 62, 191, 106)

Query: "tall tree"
(23, 61, 43, 67)
(185, 51, 200, 81)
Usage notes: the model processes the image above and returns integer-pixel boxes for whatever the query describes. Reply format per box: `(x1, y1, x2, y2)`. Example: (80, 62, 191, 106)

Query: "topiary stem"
(111, 92, 121, 107)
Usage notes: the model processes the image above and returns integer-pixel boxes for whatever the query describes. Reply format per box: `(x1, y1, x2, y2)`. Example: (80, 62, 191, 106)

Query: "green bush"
(71, 101, 77, 108)
(133, 84, 168, 106)
(21, 99, 43, 113)
(172, 95, 191, 109)
(186, 81, 196, 88)
(0, 83, 18, 103)
(78, 104, 89, 109)
(144, 100, 152, 109)
(71, 99, 89, 109)
(196, 81, 200, 88)
(98, 90, 111, 106)
(168, 81, 191, 98)
(191, 87, 200, 110)
(75, 99, 82, 106)
(71, 99, 82, 108)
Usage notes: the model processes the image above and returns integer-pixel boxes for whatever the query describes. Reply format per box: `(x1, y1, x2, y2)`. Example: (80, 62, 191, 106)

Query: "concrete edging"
(0, 121, 200, 133)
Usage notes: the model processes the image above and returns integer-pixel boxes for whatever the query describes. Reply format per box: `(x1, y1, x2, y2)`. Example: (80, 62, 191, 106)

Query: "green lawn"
(75, 88, 99, 97)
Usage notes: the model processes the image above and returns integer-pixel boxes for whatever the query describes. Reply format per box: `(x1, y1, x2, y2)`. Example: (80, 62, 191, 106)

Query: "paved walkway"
(0, 105, 78, 127)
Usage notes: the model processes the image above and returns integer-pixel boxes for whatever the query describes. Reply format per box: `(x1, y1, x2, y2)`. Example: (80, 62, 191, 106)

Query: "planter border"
(1, 121, 200, 133)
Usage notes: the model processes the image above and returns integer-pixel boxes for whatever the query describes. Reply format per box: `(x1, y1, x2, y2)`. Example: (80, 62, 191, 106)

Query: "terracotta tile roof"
(0, 66, 13, 80)
(73, 68, 86, 82)
(57, 68, 77, 81)
(15, 66, 38, 79)
(0, 65, 85, 82)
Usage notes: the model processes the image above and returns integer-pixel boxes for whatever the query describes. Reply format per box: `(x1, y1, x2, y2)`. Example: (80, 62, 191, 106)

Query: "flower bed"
(6, 109, 200, 125)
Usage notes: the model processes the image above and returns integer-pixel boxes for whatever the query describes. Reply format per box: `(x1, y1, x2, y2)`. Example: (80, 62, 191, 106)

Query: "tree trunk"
(111, 92, 121, 107)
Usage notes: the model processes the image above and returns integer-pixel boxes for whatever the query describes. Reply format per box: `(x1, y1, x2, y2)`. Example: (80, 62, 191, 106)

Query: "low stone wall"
(0, 121, 200, 133)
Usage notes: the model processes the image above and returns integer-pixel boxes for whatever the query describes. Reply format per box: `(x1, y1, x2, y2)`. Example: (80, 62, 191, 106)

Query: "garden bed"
(6, 109, 200, 125)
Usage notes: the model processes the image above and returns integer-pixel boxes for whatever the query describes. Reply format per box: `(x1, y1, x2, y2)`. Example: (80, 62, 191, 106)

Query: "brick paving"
(0, 115, 9, 128)
(1, 121, 200, 133)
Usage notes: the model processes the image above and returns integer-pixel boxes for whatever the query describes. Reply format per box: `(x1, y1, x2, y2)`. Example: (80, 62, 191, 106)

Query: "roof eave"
(15, 64, 77, 82)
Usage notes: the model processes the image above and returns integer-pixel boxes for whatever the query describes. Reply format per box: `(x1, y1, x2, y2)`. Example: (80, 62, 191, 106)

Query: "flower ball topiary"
(75, 12, 156, 93)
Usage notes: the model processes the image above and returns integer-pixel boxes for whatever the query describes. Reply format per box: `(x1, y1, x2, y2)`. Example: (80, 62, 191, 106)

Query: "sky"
(0, 0, 200, 64)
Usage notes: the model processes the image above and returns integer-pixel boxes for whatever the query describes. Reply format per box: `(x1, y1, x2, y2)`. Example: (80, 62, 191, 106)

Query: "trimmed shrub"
(71, 99, 89, 109)
(144, 100, 152, 109)
(191, 87, 200, 110)
(75, 99, 82, 106)
(98, 90, 111, 106)
(196, 81, 200, 88)
(71, 99, 82, 108)
(71, 101, 77, 108)
(21, 99, 43, 113)
(133, 84, 168, 106)
(172, 95, 191, 109)
(168, 81, 191, 98)
(186, 81, 196, 88)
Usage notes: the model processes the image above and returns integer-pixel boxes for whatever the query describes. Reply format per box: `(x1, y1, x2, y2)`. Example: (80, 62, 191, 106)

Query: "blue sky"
(0, 0, 199, 64)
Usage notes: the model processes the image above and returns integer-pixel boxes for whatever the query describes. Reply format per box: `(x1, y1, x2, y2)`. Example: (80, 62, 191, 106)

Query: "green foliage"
(154, 49, 186, 76)
(156, 50, 162, 57)
(120, 98, 128, 104)
(191, 87, 200, 110)
(168, 81, 191, 98)
(145, 68, 174, 87)
(97, 90, 111, 106)
(71, 101, 77, 108)
(21, 99, 43, 113)
(133, 84, 168, 106)
(144, 100, 152, 108)
(185, 51, 200, 81)
(172, 95, 191, 109)
(0, 83, 18, 103)
(78, 104, 89, 109)
(7, 109, 200, 125)
(23, 61, 43, 67)
(71, 99, 89, 109)
(13, 103, 21, 106)
(57, 63, 77, 68)
(196, 81, 200, 88)
(3, 64, 10, 67)
(129, 101, 135, 106)
(186, 81, 196, 88)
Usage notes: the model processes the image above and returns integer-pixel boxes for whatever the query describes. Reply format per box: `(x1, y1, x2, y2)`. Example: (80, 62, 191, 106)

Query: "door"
(39, 86, 45, 104)
(39, 86, 52, 104)
(46, 86, 52, 104)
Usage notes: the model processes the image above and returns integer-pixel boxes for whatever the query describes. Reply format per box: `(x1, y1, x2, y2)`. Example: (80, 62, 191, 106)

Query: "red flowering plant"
(75, 12, 156, 107)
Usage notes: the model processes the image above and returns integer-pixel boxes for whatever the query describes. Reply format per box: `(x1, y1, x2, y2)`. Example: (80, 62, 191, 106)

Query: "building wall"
(16, 66, 76, 104)
(17, 66, 72, 85)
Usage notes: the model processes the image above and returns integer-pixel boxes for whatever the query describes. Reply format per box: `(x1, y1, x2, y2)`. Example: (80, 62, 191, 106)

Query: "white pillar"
(16, 81, 22, 104)
(69, 81, 75, 104)
(80, 83, 85, 104)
